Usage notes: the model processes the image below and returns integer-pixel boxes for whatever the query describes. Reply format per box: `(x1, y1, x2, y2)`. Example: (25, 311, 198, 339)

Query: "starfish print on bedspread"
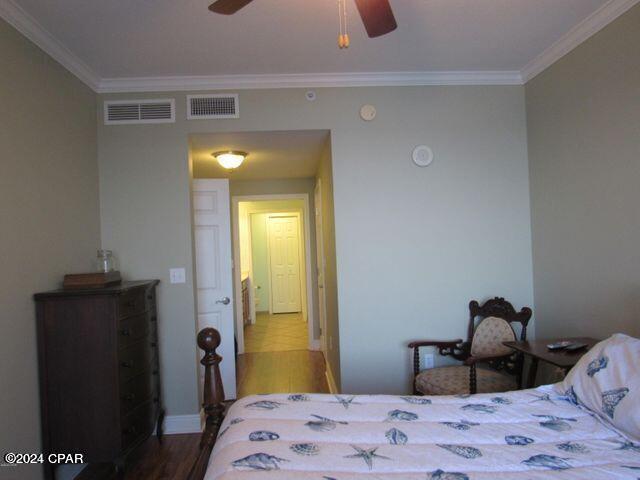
(332, 395, 361, 409)
(344, 444, 391, 470)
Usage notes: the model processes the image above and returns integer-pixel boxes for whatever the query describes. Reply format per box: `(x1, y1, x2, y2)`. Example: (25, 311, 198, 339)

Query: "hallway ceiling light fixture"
(213, 150, 247, 170)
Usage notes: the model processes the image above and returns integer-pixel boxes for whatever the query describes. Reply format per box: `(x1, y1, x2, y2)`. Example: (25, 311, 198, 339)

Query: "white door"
(314, 180, 328, 355)
(193, 179, 236, 399)
(268, 215, 302, 313)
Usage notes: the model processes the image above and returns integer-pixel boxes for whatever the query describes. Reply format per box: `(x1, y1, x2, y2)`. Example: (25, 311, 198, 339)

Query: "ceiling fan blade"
(208, 0, 255, 15)
(354, 0, 397, 38)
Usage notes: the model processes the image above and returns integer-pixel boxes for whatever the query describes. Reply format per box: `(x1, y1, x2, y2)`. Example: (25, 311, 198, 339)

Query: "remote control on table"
(565, 342, 588, 352)
(547, 341, 572, 350)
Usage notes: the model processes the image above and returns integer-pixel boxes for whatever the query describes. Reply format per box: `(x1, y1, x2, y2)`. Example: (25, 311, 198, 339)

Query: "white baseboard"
(325, 363, 339, 394)
(310, 339, 321, 351)
(164, 413, 203, 434)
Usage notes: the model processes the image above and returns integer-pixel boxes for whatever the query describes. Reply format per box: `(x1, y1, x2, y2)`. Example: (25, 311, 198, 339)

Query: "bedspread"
(205, 385, 640, 479)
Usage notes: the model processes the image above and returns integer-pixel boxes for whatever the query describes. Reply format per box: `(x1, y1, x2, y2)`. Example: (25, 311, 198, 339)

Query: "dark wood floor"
(77, 349, 329, 480)
(122, 434, 201, 480)
(75, 434, 201, 480)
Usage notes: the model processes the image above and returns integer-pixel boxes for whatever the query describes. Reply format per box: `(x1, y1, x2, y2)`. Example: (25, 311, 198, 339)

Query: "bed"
(187, 329, 640, 480)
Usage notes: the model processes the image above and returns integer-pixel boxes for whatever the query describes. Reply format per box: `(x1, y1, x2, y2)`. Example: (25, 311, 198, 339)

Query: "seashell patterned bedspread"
(205, 385, 640, 479)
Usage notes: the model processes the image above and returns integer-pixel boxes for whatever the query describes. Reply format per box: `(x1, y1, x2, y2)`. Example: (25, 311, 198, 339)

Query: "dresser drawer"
(145, 287, 156, 313)
(149, 314, 158, 340)
(152, 372, 161, 404)
(119, 340, 152, 383)
(117, 314, 150, 349)
(118, 288, 146, 319)
(121, 401, 155, 453)
(120, 373, 154, 415)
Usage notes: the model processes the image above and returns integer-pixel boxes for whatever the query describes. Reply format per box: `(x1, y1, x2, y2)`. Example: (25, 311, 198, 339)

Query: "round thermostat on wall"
(412, 145, 434, 167)
(359, 104, 377, 121)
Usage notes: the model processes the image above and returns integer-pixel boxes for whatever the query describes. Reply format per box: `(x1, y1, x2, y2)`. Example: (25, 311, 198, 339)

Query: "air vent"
(104, 99, 175, 125)
(187, 94, 239, 120)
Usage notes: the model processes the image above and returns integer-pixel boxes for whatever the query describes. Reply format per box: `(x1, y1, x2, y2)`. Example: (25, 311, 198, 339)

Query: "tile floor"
(243, 312, 308, 353)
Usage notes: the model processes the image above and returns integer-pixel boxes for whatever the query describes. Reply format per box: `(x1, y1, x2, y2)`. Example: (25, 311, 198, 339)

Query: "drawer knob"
(150, 342, 157, 348)
(120, 329, 131, 336)
(123, 393, 136, 401)
(152, 370, 159, 376)
(123, 426, 138, 435)
(153, 397, 160, 404)
(122, 361, 134, 368)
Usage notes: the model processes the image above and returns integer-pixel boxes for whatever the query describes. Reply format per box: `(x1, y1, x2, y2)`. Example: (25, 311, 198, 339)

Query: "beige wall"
(0, 19, 100, 480)
(316, 139, 341, 388)
(98, 84, 533, 405)
(526, 4, 640, 340)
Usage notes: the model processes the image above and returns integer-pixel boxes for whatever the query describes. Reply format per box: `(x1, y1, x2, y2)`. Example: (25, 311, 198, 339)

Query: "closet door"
(268, 215, 302, 313)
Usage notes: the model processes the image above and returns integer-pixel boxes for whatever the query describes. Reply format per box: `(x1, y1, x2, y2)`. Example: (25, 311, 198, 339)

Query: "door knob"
(216, 297, 231, 305)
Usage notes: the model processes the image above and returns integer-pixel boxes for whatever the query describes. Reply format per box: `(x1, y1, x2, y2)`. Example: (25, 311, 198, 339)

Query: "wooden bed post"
(187, 328, 226, 480)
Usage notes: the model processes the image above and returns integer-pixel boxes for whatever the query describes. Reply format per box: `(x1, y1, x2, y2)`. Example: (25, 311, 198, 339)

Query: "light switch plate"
(169, 268, 186, 284)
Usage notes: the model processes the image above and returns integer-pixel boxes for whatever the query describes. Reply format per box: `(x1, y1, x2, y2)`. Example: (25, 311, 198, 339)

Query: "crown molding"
(97, 71, 523, 93)
(521, 0, 640, 82)
(3, 0, 636, 93)
(0, 0, 100, 90)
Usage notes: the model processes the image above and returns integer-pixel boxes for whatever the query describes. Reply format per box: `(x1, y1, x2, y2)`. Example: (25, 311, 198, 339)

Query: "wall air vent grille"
(104, 99, 175, 125)
(187, 94, 239, 119)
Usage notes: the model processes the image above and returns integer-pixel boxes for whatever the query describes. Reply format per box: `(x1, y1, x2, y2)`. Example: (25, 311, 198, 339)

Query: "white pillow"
(555, 334, 640, 440)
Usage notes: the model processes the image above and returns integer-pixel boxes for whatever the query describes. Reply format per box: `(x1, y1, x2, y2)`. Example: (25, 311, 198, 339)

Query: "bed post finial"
(188, 328, 226, 480)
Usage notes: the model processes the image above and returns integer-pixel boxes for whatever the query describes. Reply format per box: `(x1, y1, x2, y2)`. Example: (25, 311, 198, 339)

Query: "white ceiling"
(5, 0, 617, 87)
(190, 130, 329, 180)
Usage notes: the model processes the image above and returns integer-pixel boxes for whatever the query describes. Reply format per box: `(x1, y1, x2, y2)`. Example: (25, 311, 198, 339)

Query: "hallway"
(237, 312, 329, 397)
(243, 312, 308, 353)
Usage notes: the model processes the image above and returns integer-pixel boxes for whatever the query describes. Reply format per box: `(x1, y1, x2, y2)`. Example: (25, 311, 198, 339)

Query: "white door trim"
(232, 194, 317, 354)
(314, 179, 329, 357)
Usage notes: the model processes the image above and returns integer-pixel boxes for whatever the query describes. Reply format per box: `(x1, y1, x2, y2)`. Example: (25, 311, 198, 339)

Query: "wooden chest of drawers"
(34, 280, 162, 478)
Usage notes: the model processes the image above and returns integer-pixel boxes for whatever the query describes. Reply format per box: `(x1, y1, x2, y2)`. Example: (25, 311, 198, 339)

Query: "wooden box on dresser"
(34, 280, 163, 479)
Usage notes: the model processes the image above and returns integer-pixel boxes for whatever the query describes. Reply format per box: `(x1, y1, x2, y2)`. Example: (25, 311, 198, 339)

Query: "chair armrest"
(409, 339, 466, 380)
(407, 339, 463, 349)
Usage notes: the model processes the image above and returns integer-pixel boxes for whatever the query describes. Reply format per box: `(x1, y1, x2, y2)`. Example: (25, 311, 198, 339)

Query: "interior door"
(192, 179, 236, 399)
(268, 215, 302, 313)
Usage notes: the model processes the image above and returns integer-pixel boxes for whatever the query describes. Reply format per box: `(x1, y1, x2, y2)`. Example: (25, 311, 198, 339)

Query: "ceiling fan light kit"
(208, 0, 397, 49)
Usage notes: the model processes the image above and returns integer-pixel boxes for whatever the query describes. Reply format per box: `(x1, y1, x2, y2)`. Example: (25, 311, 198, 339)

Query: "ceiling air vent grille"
(187, 94, 239, 120)
(104, 99, 175, 125)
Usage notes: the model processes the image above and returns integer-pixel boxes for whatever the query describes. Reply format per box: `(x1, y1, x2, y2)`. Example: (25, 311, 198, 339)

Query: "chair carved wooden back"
(465, 297, 532, 389)
(468, 297, 531, 343)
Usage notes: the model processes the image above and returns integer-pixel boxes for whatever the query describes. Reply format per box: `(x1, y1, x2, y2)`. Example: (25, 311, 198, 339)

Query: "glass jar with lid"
(96, 249, 116, 273)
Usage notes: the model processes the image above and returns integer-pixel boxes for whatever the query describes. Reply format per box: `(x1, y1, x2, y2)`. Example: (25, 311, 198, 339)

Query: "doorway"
(189, 129, 337, 398)
(232, 196, 316, 355)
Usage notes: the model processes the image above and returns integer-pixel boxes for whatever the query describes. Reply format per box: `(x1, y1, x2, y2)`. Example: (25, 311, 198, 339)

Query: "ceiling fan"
(208, 0, 398, 39)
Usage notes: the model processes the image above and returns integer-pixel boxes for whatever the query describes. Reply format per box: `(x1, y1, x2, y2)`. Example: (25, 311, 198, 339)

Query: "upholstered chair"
(408, 298, 532, 396)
